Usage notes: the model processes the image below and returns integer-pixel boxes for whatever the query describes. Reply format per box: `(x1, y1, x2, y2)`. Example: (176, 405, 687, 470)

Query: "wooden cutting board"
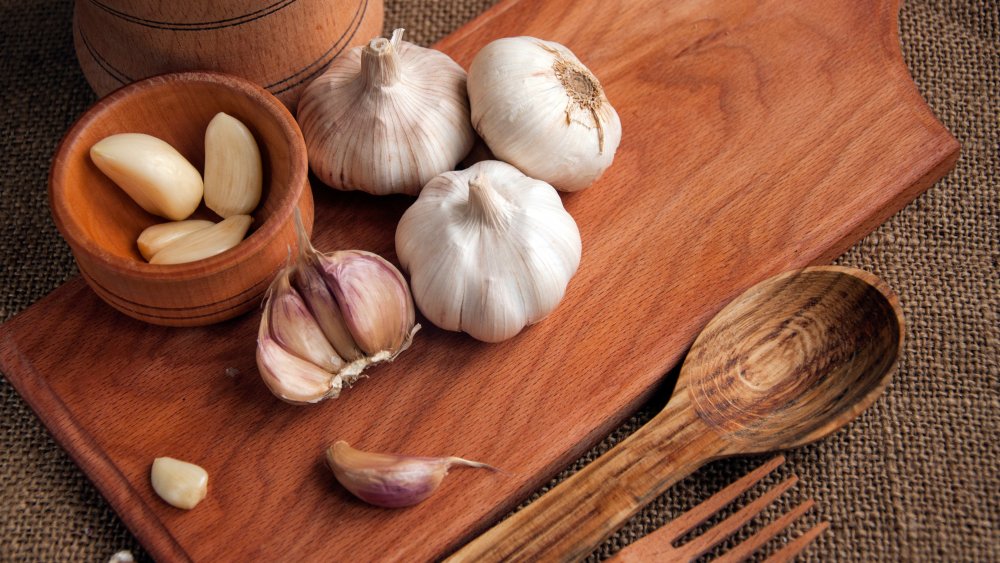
(0, 0, 957, 560)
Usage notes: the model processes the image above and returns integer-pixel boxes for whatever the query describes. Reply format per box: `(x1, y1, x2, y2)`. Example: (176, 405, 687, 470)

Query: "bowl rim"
(48, 70, 308, 282)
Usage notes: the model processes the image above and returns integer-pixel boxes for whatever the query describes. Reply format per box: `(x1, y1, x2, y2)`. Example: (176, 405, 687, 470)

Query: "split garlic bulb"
(468, 37, 622, 192)
(297, 29, 474, 195)
(395, 160, 581, 343)
(257, 216, 419, 404)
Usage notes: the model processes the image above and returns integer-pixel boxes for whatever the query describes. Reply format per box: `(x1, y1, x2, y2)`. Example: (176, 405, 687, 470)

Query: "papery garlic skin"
(468, 37, 622, 192)
(395, 160, 582, 343)
(325, 441, 496, 508)
(203, 112, 262, 218)
(90, 133, 204, 220)
(137, 219, 213, 261)
(297, 29, 474, 195)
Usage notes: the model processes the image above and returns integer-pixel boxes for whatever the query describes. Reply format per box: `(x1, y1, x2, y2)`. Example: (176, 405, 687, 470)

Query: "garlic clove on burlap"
(468, 37, 622, 192)
(297, 29, 475, 195)
(395, 160, 582, 343)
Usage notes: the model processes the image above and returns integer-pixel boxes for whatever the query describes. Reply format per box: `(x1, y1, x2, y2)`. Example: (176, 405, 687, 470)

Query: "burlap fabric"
(1, 0, 996, 560)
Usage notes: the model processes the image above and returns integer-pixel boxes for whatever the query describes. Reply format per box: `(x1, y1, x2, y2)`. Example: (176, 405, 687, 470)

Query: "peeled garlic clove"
(150, 457, 208, 509)
(292, 258, 364, 362)
(257, 309, 343, 404)
(316, 250, 417, 356)
(90, 133, 204, 220)
(266, 270, 345, 373)
(297, 29, 474, 195)
(468, 37, 622, 192)
(149, 215, 251, 265)
(396, 160, 581, 342)
(325, 441, 496, 508)
(136, 219, 214, 261)
(203, 112, 262, 218)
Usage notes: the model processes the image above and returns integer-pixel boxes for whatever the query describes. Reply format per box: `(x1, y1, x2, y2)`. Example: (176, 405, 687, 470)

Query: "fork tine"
(657, 455, 786, 542)
(714, 499, 816, 563)
(679, 474, 799, 559)
(763, 520, 830, 562)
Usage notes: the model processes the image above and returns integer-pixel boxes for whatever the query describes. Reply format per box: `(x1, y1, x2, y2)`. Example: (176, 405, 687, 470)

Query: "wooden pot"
(72, 0, 383, 109)
(49, 72, 314, 326)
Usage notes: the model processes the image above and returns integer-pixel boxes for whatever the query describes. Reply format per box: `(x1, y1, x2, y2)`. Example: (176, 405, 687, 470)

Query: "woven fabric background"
(1, 0, 996, 560)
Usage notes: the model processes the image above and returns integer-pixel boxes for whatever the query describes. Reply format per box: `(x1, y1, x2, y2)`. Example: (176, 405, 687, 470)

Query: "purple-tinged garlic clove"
(325, 441, 497, 508)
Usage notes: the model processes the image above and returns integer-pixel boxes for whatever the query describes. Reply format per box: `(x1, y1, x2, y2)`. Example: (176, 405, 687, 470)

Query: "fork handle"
(446, 387, 727, 562)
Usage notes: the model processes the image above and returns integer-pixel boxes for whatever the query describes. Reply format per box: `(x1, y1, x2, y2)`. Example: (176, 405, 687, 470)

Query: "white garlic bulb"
(395, 160, 581, 343)
(297, 29, 474, 195)
(468, 37, 622, 192)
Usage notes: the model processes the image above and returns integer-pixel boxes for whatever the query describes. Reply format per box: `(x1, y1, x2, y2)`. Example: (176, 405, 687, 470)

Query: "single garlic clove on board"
(136, 219, 214, 261)
(468, 37, 622, 192)
(148, 215, 251, 265)
(203, 112, 262, 218)
(150, 457, 208, 509)
(325, 441, 497, 508)
(297, 29, 474, 195)
(90, 133, 204, 220)
(396, 160, 581, 342)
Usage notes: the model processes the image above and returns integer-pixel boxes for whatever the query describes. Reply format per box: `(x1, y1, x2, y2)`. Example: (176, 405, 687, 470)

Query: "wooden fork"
(609, 456, 829, 562)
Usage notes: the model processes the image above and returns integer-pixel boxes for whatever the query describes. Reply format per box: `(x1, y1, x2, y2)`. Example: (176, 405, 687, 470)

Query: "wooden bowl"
(72, 0, 384, 109)
(49, 71, 314, 327)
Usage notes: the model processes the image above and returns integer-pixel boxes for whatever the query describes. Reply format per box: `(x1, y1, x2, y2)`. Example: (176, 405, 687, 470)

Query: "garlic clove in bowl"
(468, 37, 622, 192)
(136, 219, 214, 261)
(89, 133, 204, 220)
(395, 160, 582, 343)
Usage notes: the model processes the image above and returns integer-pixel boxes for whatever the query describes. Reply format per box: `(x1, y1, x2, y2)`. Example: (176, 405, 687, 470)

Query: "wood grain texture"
(608, 456, 827, 562)
(49, 72, 314, 326)
(73, 0, 384, 107)
(1, 0, 956, 561)
(450, 266, 903, 561)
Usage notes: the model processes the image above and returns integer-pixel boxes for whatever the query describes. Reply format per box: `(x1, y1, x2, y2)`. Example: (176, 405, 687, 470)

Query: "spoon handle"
(447, 387, 725, 562)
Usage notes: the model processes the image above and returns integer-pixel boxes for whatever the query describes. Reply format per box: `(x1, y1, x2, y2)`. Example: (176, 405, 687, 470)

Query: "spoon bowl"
(687, 267, 903, 452)
(450, 266, 904, 562)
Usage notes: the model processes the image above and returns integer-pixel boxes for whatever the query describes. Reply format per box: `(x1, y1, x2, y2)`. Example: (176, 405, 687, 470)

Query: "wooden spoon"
(448, 266, 904, 562)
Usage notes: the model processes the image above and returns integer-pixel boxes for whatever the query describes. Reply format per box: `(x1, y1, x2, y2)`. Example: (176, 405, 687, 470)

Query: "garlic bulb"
(395, 160, 581, 343)
(297, 29, 474, 195)
(90, 133, 204, 220)
(257, 216, 419, 404)
(325, 441, 496, 508)
(468, 37, 622, 192)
